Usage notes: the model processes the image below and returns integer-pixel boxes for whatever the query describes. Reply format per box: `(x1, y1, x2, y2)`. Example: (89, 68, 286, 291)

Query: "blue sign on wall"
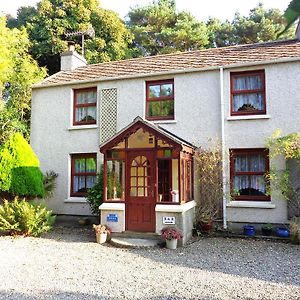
(107, 214, 118, 222)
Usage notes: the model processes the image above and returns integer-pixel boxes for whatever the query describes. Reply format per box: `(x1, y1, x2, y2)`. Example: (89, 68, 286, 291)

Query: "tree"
(280, 0, 300, 36)
(0, 17, 46, 144)
(207, 4, 295, 47)
(126, 0, 209, 57)
(9, 0, 133, 74)
(0, 133, 45, 198)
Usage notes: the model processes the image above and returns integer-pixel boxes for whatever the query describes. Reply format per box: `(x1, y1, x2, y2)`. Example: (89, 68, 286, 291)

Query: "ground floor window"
(230, 148, 269, 201)
(71, 153, 97, 196)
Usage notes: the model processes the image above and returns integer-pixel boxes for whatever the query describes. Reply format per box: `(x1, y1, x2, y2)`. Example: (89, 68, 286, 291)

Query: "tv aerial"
(65, 26, 95, 56)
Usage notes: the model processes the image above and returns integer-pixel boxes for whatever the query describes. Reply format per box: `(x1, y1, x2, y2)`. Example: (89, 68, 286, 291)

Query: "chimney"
(60, 41, 87, 71)
(297, 20, 300, 41)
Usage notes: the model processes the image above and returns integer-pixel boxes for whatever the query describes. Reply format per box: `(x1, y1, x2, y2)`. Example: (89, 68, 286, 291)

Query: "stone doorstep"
(109, 231, 164, 248)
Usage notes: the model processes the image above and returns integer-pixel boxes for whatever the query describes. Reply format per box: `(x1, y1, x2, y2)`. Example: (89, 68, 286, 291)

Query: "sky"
(0, 0, 291, 21)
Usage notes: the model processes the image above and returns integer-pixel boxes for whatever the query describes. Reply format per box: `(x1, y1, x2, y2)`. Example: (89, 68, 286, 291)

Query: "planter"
(96, 232, 107, 244)
(199, 221, 213, 234)
(261, 227, 273, 236)
(276, 227, 289, 238)
(243, 225, 255, 237)
(166, 238, 178, 249)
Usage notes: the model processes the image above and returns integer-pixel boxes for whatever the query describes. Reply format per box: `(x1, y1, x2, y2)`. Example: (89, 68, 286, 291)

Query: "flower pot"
(96, 232, 107, 244)
(261, 227, 272, 236)
(166, 238, 178, 249)
(276, 227, 289, 238)
(243, 225, 255, 236)
(199, 221, 213, 234)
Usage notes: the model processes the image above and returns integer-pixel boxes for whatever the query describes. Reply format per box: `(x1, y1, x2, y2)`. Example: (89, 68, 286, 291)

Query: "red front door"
(126, 151, 156, 232)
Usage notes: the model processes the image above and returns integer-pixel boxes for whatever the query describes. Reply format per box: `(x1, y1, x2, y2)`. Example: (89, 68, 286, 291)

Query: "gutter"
(32, 56, 300, 89)
(219, 66, 227, 230)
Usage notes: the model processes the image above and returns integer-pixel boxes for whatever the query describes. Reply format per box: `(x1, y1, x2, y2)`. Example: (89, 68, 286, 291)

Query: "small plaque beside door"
(162, 216, 176, 225)
(107, 214, 118, 222)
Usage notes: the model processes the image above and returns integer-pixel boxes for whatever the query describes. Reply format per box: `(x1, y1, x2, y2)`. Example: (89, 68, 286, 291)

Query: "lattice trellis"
(100, 88, 118, 143)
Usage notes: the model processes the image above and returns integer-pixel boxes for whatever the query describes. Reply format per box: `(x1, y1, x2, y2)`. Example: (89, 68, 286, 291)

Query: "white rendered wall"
(31, 60, 300, 222)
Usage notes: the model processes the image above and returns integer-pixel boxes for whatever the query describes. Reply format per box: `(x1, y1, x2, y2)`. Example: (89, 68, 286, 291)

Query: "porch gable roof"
(99, 116, 196, 153)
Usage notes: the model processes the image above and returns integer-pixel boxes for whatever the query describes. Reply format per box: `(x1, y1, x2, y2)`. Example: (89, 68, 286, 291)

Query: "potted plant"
(261, 223, 273, 236)
(197, 208, 217, 234)
(93, 224, 111, 244)
(161, 227, 183, 249)
(243, 225, 256, 236)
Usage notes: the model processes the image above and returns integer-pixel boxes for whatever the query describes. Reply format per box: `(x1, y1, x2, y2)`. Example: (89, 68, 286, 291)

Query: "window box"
(230, 70, 266, 116)
(70, 153, 97, 197)
(146, 79, 174, 121)
(230, 148, 270, 201)
(73, 88, 97, 125)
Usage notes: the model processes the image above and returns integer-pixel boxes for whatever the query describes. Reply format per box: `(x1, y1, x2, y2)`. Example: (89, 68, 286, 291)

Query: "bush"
(0, 133, 44, 198)
(87, 167, 104, 215)
(0, 198, 55, 236)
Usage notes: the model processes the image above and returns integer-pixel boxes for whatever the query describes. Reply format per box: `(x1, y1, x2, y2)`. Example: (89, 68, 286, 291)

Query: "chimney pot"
(68, 41, 75, 52)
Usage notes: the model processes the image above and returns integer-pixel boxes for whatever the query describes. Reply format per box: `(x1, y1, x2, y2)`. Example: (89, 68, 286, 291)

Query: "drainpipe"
(219, 66, 227, 229)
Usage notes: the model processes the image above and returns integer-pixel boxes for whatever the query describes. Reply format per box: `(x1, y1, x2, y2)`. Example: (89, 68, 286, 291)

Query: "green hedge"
(0, 133, 44, 197)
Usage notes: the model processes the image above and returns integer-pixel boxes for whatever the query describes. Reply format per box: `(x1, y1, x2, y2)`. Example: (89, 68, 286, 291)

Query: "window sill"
(227, 115, 271, 121)
(64, 197, 87, 203)
(153, 120, 177, 124)
(226, 201, 275, 209)
(68, 124, 98, 130)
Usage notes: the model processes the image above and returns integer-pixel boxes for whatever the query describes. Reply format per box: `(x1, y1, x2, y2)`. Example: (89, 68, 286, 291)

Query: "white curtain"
(234, 154, 266, 194)
(233, 75, 264, 111)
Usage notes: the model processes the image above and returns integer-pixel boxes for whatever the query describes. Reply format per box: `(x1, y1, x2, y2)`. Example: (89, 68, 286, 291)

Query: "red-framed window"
(230, 70, 266, 116)
(230, 148, 270, 201)
(146, 79, 174, 120)
(73, 88, 97, 125)
(71, 153, 97, 197)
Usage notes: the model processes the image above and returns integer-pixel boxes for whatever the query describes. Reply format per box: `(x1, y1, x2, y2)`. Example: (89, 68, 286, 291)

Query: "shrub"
(87, 167, 104, 214)
(0, 198, 55, 236)
(43, 171, 58, 198)
(0, 133, 44, 198)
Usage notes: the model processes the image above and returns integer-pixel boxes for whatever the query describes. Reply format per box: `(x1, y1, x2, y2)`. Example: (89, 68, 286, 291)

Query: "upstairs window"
(231, 70, 266, 115)
(73, 88, 97, 125)
(71, 153, 97, 197)
(146, 80, 174, 120)
(230, 149, 270, 201)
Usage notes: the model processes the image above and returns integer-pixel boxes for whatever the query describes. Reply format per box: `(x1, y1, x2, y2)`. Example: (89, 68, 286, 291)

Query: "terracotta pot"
(96, 232, 107, 244)
(166, 238, 177, 249)
(199, 220, 213, 234)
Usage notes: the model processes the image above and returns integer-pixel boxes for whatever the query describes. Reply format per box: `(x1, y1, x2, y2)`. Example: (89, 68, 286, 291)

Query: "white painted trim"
(153, 120, 177, 124)
(68, 124, 98, 130)
(64, 197, 87, 203)
(227, 115, 271, 121)
(99, 203, 125, 211)
(155, 200, 196, 213)
(226, 201, 276, 209)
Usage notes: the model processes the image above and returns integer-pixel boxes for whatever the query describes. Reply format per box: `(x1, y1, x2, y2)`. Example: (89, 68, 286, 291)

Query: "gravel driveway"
(0, 226, 299, 300)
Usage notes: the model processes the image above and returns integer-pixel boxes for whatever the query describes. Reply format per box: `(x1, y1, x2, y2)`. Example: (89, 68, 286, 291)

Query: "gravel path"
(0, 226, 299, 300)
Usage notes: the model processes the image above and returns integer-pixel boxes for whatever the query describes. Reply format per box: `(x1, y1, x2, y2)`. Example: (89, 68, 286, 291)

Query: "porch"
(99, 117, 196, 244)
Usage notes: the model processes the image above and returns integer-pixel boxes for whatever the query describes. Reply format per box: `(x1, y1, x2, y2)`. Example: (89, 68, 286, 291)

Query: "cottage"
(31, 38, 300, 243)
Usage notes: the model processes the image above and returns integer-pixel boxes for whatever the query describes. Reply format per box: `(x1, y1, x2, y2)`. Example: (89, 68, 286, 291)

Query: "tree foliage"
(8, 0, 133, 74)
(126, 0, 209, 56)
(0, 133, 44, 198)
(0, 16, 46, 143)
(280, 0, 300, 36)
(207, 4, 295, 47)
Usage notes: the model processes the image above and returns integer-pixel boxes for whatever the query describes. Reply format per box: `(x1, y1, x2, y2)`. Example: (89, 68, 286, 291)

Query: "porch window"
(230, 149, 270, 201)
(71, 153, 97, 196)
(230, 70, 266, 115)
(106, 151, 125, 201)
(146, 79, 174, 120)
(73, 88, 97, 125)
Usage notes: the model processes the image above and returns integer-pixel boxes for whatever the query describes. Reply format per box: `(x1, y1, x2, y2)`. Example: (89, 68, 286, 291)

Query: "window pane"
(76, 90, 96, 104)
(148, 100, 174, 117)
(107, 160, 125, 200)
(74, 176, 86, 193)
(233, 93, 264, 112)
(149, 85, 160, 98)
(86, 176, 96, 188)
(75, 158, 85, 173)
(86, 106, 96, 121)
(75, 107, 87, 122)
(234, 175, 266, 196)
(86, 158, 96, 173)
(161, 84, 173, 96)
(249, 154, 265, 172)
(234, 75, 262, 91)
